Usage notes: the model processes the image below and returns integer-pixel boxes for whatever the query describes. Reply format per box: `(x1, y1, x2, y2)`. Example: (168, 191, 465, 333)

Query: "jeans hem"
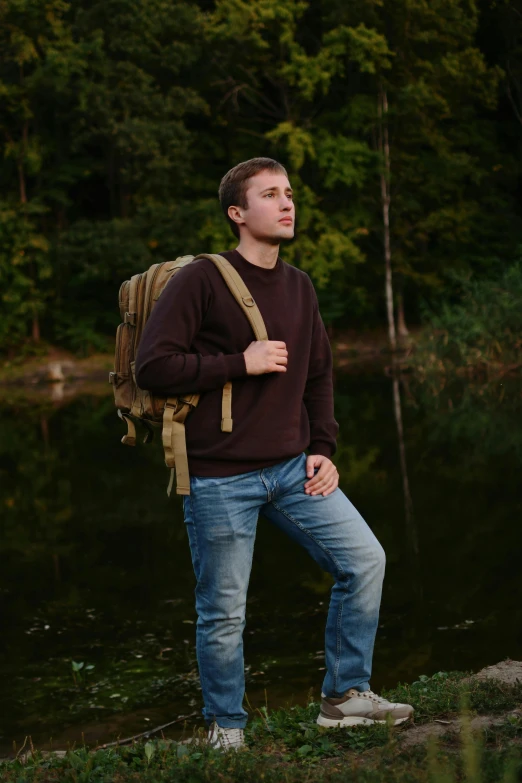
(324, 681, 371, 698)
(205, 718, 248, 729)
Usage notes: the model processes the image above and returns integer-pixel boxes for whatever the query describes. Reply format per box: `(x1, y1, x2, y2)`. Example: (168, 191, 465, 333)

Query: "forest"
(1, 0, 522, 356)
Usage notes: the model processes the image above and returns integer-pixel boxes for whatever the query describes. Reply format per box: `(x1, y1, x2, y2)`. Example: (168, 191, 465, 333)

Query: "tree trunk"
(397, 291, 409, 338)
(18, 162, 27, 204)
(108, 143, 116, 217)
(377, 87, 396, 351)
(32, 310, 40, 342)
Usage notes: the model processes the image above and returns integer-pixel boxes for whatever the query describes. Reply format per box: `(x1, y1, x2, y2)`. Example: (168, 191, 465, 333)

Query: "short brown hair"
(218, 157, 288, 238)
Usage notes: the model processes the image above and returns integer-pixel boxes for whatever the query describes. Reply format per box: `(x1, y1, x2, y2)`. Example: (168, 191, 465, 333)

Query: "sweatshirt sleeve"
(135, 262, 247, 395)
(303, 284, 339, 458)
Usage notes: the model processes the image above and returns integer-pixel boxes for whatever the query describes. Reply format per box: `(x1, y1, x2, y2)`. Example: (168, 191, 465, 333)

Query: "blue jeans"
(182, 452, 385, 728)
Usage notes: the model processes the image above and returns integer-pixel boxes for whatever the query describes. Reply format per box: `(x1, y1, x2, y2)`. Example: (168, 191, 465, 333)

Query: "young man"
(135, 157, 413, 751)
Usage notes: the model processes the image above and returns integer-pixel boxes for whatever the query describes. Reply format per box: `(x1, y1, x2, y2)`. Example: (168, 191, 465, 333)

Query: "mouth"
(279, 218, 294, 225)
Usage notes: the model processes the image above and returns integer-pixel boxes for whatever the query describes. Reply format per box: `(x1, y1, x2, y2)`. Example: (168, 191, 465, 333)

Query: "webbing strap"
(157, 255, 269, 496)
(118, 410, 136, 447)
(195, 254, 269, 440)
(221, 381, 233, 432)
(126, 273, 140, 326)
(162, 396, 199, 496)
(195, 254, 269, 341)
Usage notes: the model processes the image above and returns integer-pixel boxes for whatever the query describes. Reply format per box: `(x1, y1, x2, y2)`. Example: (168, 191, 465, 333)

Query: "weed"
(383, 670, 522, 724)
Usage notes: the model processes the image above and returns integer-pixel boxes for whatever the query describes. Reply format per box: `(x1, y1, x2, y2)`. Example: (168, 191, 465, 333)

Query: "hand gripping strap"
(162, 395, 200, 496)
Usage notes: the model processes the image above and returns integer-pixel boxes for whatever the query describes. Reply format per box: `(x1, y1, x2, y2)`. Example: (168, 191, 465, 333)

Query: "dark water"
(1, 371, 521, 753)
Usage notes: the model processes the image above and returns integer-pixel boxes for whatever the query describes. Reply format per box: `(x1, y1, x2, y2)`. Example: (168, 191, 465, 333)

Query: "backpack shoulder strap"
(162, 253, 270, 498)
(195, 253, 268, 341)
(125, 273, 142, 326)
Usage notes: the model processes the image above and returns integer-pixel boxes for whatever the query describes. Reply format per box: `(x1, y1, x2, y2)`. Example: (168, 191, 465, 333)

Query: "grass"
(1, 670, 521, 782)
(382, 670, 522, 722)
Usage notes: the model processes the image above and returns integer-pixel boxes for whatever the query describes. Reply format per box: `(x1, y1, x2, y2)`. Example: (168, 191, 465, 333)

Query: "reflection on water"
(391, 364, 421, 609)
(1, 373, 521, 752)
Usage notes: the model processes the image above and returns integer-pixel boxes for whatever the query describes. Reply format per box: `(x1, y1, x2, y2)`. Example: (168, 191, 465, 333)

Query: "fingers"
(247, 340, 288, 374)
(306, 477, 338, 497)
(304, 463, 339, 497)
(271, 346, 288, 371)
(305, 478, 335, 495)
(271, 356, 287, 371)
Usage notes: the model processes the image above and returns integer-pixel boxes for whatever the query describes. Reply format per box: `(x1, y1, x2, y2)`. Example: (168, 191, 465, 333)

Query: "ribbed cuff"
(223, 352, 247, 379)
(308, 441, 336, 459)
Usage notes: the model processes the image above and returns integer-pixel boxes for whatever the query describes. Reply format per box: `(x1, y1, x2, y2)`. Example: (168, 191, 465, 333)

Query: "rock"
(471, 659, 522, 687)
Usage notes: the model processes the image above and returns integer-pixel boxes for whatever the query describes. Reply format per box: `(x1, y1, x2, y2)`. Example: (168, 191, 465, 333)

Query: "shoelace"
(217, 727, 244, 747)
(360, 689, 390, 705)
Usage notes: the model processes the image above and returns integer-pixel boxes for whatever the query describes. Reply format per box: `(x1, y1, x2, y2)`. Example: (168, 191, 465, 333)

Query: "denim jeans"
(182, 451, 385, 729)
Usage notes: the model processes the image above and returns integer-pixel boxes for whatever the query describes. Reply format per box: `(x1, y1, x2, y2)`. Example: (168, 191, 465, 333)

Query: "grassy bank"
(2, 667, 521, 782)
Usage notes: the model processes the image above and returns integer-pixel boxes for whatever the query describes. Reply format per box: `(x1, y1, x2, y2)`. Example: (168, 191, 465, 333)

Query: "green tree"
(0, 0, 84, 346)
(0, 0, 521, 353)
(200, 0, 382, 326)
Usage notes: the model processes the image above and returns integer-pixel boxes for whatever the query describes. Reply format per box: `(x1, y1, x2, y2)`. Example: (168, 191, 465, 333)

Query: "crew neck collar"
(232, 249, 282, 275)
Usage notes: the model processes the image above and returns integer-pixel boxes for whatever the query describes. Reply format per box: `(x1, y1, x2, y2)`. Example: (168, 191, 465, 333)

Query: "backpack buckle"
(178, 395, 198, 409)
(164, 397, 196, 415)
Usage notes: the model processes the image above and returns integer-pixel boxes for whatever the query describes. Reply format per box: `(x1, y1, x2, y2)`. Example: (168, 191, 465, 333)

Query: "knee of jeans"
(350, 542, 386, 582)
(370, 543, 386, 577)
(197, 613, 246, 644)
(195, 591, 247, 625)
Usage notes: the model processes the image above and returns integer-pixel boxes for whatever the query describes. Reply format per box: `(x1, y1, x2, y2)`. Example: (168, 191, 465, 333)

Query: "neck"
(235, 236, 280, 269)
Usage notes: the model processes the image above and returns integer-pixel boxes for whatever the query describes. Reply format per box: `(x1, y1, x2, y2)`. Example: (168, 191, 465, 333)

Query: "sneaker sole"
(317, 714, 411, 728)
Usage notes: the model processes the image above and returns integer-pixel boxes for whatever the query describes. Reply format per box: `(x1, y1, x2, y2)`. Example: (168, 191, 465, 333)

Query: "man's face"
(229, 171, 295, 243)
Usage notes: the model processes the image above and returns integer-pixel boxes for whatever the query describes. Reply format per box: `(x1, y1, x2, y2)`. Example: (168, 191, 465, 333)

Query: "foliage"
(0, 0, 521, 352)
(412, 260, 522, 375)
(383, 670, 522, 723)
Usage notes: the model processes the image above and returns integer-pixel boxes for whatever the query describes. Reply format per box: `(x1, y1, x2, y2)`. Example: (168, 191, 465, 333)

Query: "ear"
(228, 205, 245, 228)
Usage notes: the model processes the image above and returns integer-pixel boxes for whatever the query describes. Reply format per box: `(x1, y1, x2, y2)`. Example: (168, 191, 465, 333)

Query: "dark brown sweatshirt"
(135, 250, 339, 477)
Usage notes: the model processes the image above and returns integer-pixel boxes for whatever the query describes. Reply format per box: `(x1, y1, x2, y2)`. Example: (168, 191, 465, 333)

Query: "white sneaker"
(317, 688, 414, 727)
(207, 721, 246, 751)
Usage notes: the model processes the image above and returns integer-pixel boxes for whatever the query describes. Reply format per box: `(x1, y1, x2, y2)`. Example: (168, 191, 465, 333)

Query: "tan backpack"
(110, 253, 268, 497)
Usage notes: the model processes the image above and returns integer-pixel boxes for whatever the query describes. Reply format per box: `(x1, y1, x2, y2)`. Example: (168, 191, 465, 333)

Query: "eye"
(264, 193, 274, 198)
